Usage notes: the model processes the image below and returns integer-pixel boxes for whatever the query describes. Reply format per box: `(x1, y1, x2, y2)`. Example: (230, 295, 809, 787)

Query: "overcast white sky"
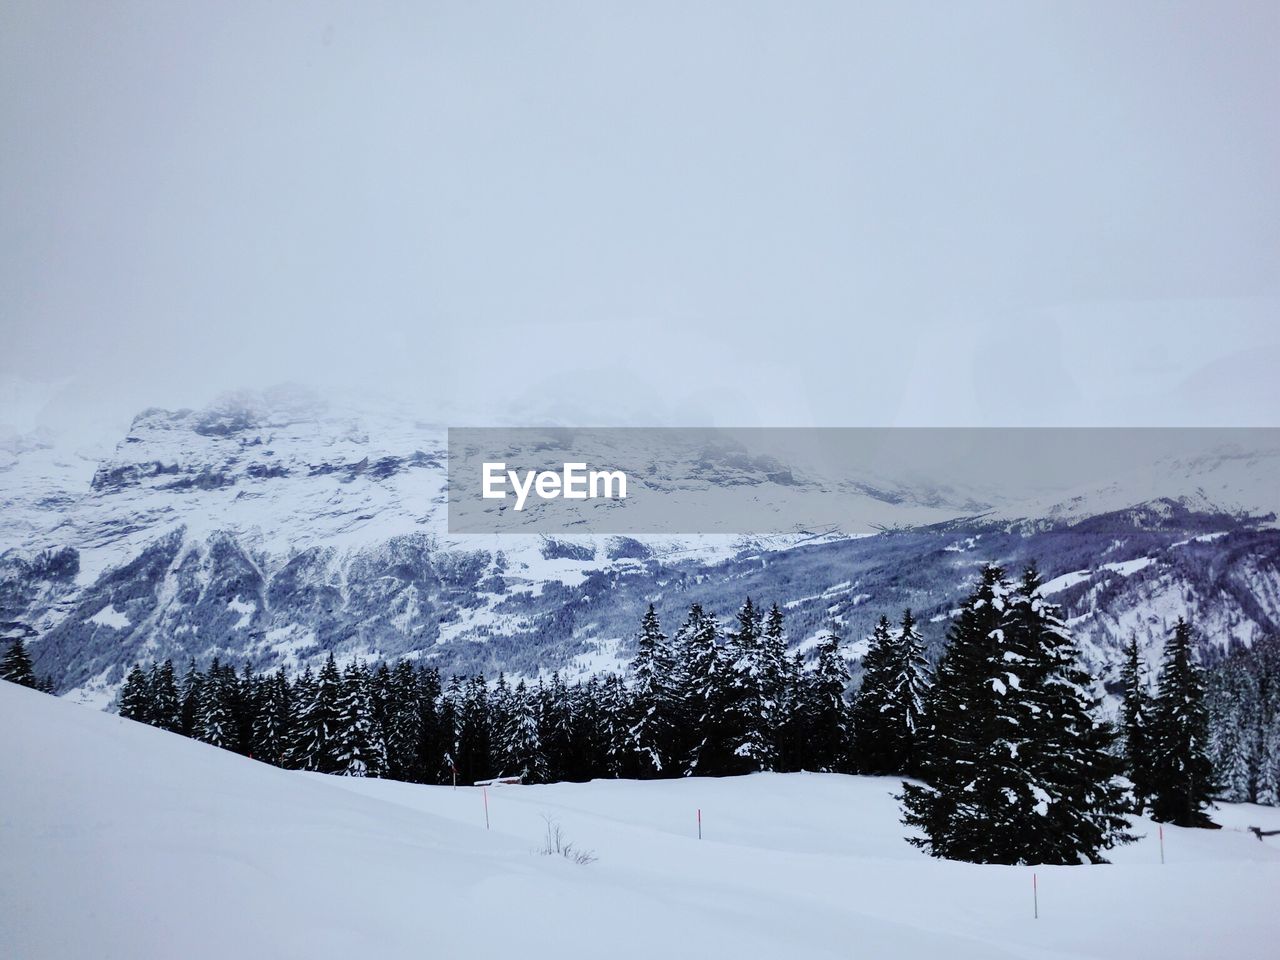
(2, 1, 1277, 431)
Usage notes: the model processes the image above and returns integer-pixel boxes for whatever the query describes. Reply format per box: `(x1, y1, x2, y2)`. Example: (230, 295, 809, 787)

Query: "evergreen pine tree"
(383, 661, 423, 781)
(415, 667, 447, 784)
(118, 664, 153, 722)
(806, 633, 853, 772)
(999, 566, 1132, 863)
(455, 675, 492, 784)
(722, 597, 772, 774)
(561, 679, 604, 782)
(889, 609, 930, 776)
(853, 615, 898, 773)
(946, 567, 1056, 864)
(500, 679, 547, 782)
(179, 659, 204, 737)
(149, 659, 182, 733)
(438, 674, 464, 785)
(1149, 618, 1218, 827)
(195, 659, 238, 750)
(538, 673, 575, 782)
(855, 611, 931, 775)
(686, 606, 743, 777)
(776, 649, 809, 772)
(0, 638, 38, 689)
(1119, 634, 1155, 810)
(759, 603, 790, 758)
(233, 661, 259, 754)
(334, 660, 387, 777)
(903, 565, 1133, 864)
(598, 673, 631, 777)
(291, 654, 343, 773)
(625, 604, 676, 777)
(901, 565, 1014, 862)
(370, 662, 394, 745)
(672, 603, 716, 771)
(490, 672, 513, 749)
(251, 670, 293, 766)
(903, 565, 1011, 859)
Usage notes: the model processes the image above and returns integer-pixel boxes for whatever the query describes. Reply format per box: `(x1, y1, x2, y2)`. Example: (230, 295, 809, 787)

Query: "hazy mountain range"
(2, 385, 1277, 707)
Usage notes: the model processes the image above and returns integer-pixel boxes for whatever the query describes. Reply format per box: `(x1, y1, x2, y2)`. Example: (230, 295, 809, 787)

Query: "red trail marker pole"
(1033, 872, 1038, 920)
(1159, 824, 1164, 864)
(483, 786, 490, 830)
(697, 808, 702, 840)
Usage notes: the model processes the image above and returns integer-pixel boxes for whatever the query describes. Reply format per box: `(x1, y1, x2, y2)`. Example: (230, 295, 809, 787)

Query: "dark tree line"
(104, 597, 933, 784)
(1203, 636, 1280, 807)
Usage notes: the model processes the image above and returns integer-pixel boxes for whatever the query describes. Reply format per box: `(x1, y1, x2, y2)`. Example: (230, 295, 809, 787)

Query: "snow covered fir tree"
(1119, 634, 1155, 811)
(1147, 618, 1219, 828)
(6, 560, 1277, 866)
(853, 610, 929, 776)
(624, 604, 676, 778)
(0, 633, 50, 692)
(900, 565, 1132, 864)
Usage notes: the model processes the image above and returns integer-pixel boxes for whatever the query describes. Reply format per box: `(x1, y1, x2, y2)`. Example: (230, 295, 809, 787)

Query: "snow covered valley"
(2, 680, 1278, 960)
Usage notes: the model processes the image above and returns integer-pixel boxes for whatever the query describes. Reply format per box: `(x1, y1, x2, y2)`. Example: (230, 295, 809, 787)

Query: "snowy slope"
(3, 680, 1280, 960)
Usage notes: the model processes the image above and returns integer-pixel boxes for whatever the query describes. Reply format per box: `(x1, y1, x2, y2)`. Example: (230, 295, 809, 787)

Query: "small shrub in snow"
(538, 816, 597, 865)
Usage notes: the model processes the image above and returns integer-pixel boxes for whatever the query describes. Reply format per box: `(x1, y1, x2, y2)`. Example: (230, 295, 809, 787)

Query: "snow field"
(2, 680, 1278, 960)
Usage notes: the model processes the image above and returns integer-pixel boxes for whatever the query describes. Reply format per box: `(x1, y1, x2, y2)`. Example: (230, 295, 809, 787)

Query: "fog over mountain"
(2, 2, 1278, 431)
(1, 3, 1278, 706)
(0, 387, 1276, 710)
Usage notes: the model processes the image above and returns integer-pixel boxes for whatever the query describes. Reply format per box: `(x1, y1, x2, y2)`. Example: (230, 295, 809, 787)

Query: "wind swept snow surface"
(2, 683, 1279, 960)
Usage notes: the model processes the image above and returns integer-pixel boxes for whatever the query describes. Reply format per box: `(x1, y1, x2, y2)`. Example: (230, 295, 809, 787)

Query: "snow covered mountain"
(1, 387, 1277, 705)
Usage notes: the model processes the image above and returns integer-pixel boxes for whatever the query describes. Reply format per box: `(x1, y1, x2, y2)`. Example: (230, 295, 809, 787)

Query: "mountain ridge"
(2, 389, 1277, 705)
